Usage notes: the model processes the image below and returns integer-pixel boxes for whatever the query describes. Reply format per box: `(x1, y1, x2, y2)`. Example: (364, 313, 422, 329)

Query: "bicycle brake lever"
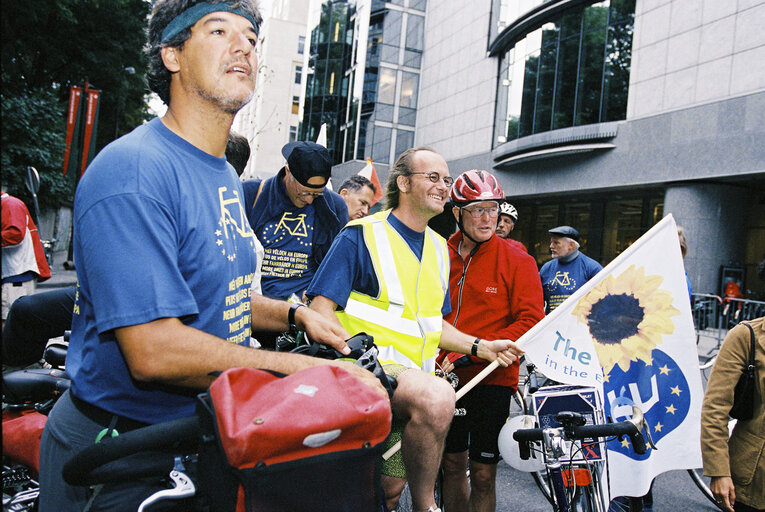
(641, 422, 657, 450)
(628, 406, 657, 451)
(137, 458, 196, 512)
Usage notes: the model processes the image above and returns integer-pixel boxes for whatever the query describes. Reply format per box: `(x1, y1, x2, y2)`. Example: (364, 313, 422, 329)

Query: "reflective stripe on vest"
(336, 210, 448, 372)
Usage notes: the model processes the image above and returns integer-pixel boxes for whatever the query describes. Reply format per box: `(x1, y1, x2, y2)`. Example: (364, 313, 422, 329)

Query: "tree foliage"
(1, 89, 70, 212)
(1, 0, 151, 208)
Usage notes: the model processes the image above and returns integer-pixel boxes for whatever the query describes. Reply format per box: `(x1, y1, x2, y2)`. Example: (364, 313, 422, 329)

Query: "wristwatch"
(288, 303, 305, 331)
(471, 338, 481, 357)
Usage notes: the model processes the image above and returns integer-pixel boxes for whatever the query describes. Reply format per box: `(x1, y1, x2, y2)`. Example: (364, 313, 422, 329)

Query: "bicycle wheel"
(532, 469, 555, 506)
(688, 469, 723, 510)
(569, 484, 596, 512)
(509, 388, 526, 417)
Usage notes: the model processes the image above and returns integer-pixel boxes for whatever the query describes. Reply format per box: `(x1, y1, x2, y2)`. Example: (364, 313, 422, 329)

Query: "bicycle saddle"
(3, 368, 71, 405)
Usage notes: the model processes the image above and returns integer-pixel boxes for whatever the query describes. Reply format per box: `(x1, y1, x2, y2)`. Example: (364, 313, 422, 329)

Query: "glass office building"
(300, 0, 426, 165)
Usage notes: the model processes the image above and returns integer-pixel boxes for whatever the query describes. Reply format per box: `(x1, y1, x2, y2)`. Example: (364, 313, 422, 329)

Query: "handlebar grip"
(63, 416, 201, 486)
(528, 372, 539, 394)
(630, 429, 647, 455)
(513, 428, 544, 442)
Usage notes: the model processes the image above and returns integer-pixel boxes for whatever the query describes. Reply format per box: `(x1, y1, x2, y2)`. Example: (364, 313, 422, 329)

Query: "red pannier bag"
(2, 409, 47, 474)
(195, 365, 391, 512)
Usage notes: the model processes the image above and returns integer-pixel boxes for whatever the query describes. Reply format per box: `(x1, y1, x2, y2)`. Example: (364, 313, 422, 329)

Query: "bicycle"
(3, 356, 70, 511)
(513, 406, 656, 512)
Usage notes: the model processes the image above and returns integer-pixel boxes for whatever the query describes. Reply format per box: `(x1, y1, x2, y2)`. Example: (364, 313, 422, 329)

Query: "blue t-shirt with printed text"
(67, 118, 259, 424)
(539, 252, 602, 313)
(307, 213, 450, 315)
(258, 194, 316, 299)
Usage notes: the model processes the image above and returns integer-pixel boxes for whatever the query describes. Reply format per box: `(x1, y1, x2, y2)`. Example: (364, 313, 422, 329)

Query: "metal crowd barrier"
(692, 293, 765, 354)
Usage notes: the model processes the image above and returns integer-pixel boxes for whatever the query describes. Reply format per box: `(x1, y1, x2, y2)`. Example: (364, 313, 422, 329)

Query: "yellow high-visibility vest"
(336, 210, 449, 373)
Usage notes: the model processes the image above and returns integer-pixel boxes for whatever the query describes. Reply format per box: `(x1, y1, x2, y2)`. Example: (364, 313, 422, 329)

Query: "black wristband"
(288, 303, 304, 330)
(471, 338, 481, 357)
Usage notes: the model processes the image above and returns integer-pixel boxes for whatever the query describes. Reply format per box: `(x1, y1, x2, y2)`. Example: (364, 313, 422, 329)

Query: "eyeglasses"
(408, 171, 454, 187)
(462, 205, 499, 219)
(289, 175, 325, 198)
(296, 190, 323, 198)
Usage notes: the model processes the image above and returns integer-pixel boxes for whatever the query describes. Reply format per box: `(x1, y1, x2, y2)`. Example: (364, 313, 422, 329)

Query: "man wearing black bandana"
(37, 2, 384, 510)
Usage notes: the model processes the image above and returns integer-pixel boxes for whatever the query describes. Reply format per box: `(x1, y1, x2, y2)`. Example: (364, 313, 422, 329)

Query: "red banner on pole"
(63, 86, 83, 175)
(80, 87, 101, 176)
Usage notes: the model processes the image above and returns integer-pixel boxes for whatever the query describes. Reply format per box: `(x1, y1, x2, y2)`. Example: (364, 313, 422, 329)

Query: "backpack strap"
(253, 180, 263, 209)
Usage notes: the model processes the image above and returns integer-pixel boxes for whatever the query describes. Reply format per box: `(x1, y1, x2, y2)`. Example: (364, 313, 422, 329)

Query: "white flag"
(517, 214, 703, 498)
(314, 124, 332, 190)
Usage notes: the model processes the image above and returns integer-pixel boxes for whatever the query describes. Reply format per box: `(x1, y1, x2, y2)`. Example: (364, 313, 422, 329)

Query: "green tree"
(1, 88, 70, 212)
(1, 0, 151, 207)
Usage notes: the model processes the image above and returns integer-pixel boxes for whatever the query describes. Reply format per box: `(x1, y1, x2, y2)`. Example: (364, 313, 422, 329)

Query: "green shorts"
(381, 364, 411, 479)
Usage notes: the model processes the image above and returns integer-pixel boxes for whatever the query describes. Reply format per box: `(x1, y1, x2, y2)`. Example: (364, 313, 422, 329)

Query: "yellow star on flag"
(670, 385, 682, 396)
(659, 365, 670, 375)
(665, 404, 677, 414)
(654, 422, 663, 432)
(621, 438, 630, 448)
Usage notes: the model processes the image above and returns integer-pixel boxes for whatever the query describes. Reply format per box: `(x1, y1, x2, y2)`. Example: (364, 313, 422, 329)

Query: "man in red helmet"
(437, 169, 544, 512)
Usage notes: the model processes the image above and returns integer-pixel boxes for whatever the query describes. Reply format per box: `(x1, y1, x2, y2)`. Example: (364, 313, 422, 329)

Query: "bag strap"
(252, 180, 264, 209)
(742, 322, 756, 376)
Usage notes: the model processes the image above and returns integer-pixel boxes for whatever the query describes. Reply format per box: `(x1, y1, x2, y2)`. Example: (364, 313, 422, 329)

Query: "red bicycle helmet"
(450, 169, 504, 205)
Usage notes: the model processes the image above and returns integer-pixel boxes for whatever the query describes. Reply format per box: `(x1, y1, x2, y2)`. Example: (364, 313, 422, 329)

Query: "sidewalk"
(37, 252, 78, 291)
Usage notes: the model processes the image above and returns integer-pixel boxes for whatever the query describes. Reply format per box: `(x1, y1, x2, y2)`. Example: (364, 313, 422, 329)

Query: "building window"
(378, 68, 396, 105)
(289, 126, 298, 142)
(292, 96, 300, 115)
(295, 65, 303, 85)
(399, 72, 418, 109)
(493, 0, 635, 147)
(371, 125, 392, 164)
(395, 130, 414, 157)
(298, 35, 305, 55)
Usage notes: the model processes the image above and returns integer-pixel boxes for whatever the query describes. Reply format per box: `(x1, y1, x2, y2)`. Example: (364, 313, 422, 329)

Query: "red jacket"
(1, 193, 51, 282)
(437, 232, 544, 388)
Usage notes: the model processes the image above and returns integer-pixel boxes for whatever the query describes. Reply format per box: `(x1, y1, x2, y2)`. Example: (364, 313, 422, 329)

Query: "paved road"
(495, 464, 718, 511)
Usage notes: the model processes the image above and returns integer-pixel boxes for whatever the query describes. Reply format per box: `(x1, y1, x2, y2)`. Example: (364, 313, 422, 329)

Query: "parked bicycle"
(513, 406, 656, 512)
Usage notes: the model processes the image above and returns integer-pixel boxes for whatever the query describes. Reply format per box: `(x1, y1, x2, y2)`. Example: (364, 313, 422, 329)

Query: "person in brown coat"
(701, 317, 764, 512)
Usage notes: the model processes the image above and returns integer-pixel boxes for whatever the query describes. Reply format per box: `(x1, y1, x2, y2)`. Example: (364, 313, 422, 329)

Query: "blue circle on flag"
(602, 349, 690, 460)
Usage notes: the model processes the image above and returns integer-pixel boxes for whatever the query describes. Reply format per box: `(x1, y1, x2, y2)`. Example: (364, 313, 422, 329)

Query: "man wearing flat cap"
(539, 225, 602, 313)
(242, 141, 347, 345)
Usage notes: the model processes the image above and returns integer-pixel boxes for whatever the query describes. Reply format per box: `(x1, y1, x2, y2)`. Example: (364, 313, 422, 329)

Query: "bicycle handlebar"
(513, 407, 650, 456)
(62, 416, 201, 486)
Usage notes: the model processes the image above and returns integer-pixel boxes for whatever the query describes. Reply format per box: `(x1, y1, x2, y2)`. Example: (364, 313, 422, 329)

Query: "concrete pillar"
(664, 184, 748, 295)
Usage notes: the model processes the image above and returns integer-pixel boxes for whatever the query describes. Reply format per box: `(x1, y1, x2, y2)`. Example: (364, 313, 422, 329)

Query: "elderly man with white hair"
(539, 225, 602, 313)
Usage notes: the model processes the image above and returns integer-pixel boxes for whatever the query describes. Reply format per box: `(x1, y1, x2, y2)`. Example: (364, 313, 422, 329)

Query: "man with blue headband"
(38, 2, 385, 510)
